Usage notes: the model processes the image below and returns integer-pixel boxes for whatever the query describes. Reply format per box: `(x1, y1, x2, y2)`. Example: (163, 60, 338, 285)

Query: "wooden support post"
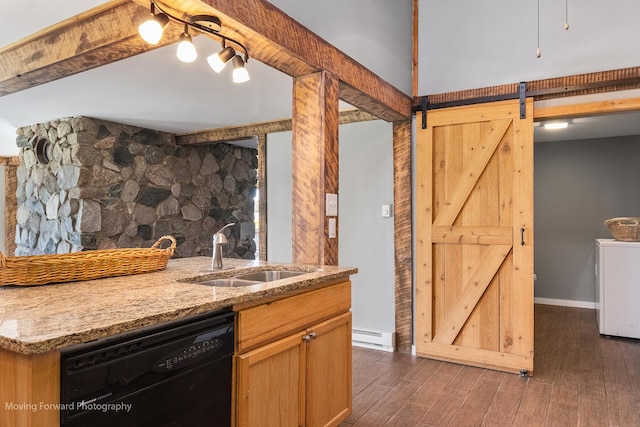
(392, 121, 413, 352)
(1, 156, 19, 257)
(291, 71, 339, 265)
(257, 134, 267, 261)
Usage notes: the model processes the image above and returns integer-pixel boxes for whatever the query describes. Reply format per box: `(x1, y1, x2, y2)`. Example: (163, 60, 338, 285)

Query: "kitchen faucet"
(211, 223, 235, 269)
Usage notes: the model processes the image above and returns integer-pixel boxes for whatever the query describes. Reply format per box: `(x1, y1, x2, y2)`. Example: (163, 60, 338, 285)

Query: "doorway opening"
(532, 92, 640, 308)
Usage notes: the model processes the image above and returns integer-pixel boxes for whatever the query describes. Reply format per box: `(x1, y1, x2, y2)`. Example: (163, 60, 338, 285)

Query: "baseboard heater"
(352, 327, 395, 352)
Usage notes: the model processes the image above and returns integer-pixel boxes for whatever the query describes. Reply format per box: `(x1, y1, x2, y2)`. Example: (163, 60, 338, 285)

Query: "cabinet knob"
(302, 332, 318, 342)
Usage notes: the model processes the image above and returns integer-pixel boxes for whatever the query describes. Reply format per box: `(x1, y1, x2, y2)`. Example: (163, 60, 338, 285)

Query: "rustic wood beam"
(291, 71, 339, 265)
(2, 157, 19, 257)
(412, 0, 419, 98)
(257, 134, 267, 261)
(393, 120, 413, 353)
(0, 157, 20, 166)
(176, 109, 379, 145)
(0, 0, 183, 97)
(534, 97, 640, 120)
(1, 0, 411, 121)
(415, 66, 640, 110)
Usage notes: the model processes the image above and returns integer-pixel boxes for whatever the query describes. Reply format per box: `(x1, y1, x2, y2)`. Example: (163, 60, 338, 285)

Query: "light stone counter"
(0, 257, 357, 355)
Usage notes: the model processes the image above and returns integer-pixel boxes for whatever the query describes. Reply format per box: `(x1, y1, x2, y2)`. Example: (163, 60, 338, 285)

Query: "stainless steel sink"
(194, 278, 262, 287)
(233, 270, 307, 282)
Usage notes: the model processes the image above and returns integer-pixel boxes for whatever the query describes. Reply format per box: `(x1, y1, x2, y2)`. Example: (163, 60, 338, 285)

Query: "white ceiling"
(1, 1, 640, 156)
(534, 109, 640, 143)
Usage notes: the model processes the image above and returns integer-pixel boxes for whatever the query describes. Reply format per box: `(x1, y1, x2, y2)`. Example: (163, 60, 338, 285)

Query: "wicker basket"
(604, 217, 640, 242)
(0, 236, 176, 286)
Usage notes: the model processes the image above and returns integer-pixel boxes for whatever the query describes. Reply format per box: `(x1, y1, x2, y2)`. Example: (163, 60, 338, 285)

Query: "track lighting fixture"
(138, 1, 250, 83)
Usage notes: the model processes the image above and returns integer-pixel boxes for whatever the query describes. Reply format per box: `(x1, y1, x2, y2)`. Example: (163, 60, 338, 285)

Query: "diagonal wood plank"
(433, 244, 512, 345)
(432, 119, 511, 226)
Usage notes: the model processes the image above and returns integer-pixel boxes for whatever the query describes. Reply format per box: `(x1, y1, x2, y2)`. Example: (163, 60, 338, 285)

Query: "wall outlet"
(328, 218, 336, 238)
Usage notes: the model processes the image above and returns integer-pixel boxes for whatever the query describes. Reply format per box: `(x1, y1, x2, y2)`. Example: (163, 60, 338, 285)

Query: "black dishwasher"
(60, 308, 234, 427)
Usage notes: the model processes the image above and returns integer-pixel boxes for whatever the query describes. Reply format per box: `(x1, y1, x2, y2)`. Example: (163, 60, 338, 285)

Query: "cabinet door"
(236, 332, 306, 427)
(305, 312, 352, 427)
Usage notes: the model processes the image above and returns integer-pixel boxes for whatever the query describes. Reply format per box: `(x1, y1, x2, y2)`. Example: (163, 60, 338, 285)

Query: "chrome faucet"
(211, 223, 235, 269)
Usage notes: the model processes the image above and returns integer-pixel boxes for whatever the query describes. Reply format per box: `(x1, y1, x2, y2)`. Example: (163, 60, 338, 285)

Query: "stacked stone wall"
(15, 117, 256, 258)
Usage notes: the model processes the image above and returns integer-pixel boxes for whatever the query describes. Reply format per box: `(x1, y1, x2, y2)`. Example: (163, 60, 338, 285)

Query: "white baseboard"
(352, 327, 395, 352)
(534, 297, 596, 309)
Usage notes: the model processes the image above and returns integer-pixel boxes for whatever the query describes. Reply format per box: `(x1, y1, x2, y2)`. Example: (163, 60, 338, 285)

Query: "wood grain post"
(257, 134, 267, 261)
(291, 71, 339, 266)
(393, 121, 413, 352)
(1, 156, 19, 257)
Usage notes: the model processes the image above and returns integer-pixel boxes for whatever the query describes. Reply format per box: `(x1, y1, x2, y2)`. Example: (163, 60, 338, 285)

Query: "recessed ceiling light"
(543, 122, 569, 130)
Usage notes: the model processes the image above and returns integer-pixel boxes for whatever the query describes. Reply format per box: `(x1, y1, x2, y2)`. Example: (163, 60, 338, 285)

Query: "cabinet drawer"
(236, 281, 351, 353)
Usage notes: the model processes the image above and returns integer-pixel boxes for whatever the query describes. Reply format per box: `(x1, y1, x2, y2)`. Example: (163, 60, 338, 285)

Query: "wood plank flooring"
(341, 305, 640, 426)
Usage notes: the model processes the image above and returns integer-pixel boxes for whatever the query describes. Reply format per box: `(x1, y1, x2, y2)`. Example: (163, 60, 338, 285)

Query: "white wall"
(534, 135, 640, 303)
(419, 0, 640, 94)
(339, 121, 395, 332)
(0, 123, 19, 156)
(266, 131, 293, 263)
(269, 0, 413, 96)
(266, 120, 396, 333)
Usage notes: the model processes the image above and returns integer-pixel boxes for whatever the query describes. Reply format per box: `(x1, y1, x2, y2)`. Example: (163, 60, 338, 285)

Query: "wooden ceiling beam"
(0, 0, 184, 97)
(176, 109, 379, 145)
(1, 0, 411, 121)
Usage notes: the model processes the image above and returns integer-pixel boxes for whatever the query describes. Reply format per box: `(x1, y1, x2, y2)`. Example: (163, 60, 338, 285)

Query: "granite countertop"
(0, 257, 357, 355)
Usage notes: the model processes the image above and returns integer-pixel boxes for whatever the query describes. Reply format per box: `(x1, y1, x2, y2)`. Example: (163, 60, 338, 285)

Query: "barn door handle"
(520, 228, 525, 246)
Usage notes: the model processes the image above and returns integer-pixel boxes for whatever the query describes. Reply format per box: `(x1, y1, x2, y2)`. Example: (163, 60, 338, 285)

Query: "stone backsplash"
(15, 116, 257, 258)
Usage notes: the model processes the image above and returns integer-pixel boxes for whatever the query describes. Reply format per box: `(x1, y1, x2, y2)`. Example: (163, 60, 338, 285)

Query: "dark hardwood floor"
(341, 305, 640, 426)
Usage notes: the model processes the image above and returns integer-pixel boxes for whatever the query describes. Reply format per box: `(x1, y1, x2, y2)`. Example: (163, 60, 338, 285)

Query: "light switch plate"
(328, 218, 336, 238)
(326, 193, 338, 216)
(382, 204, 392, 218)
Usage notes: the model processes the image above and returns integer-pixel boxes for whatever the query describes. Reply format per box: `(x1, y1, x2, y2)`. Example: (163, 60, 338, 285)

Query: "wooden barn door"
(415, 99, 534, 375)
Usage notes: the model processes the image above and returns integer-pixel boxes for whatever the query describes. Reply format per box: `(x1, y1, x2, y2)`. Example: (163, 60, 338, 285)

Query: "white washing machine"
(595, 239, 640, 339)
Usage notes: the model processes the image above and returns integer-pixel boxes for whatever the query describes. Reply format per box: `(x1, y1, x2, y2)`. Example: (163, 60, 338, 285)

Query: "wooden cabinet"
(234, 281, 352, 427)
(0, 348, 60, 426)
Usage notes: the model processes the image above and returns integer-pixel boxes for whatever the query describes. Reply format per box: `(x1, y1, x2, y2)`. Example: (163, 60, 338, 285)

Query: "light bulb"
(207, 46, 236, 73)
(138, 14, 168, 45)
(232, 55, 250, 83)
(177, 32, 197, 63)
